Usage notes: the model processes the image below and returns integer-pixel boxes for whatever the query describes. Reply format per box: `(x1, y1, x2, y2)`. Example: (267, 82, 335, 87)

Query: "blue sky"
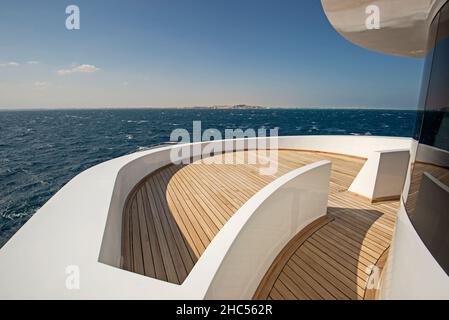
(0, 0, 423, 108)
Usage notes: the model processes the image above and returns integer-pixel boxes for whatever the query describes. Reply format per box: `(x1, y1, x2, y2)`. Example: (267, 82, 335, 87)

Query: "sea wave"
(0, 108, 416, 247)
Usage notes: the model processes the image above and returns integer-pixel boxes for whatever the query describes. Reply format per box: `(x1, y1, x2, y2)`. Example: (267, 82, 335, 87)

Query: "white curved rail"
(0, 135, 411, 299)
(101, 135, 412, 268)
(380, 200, 449, 299)
(202, 160, 331, 299)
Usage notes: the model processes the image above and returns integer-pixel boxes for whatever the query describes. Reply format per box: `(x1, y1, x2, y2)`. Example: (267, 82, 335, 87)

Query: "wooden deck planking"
(124, 150, 338, 284)
(122, 149, 397, 297)
(254, 153, 399, 300)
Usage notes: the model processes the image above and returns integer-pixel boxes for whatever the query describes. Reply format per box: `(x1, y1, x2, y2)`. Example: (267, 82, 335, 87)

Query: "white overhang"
(321, 0, 448, 58)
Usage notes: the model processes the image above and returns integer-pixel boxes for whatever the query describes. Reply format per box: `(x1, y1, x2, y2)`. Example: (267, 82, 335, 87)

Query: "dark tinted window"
(414, 12, 440, 140)
(407, 2, 449, 275)
(420, 4, 449, 150)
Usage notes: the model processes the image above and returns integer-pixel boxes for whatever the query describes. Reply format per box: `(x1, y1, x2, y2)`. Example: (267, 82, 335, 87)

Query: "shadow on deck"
(254, 204, 397, 300)
(121, 149, 398, 295)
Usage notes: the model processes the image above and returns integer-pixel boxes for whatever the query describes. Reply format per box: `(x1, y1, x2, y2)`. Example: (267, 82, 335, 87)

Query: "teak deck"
(122, 149, 399, 300)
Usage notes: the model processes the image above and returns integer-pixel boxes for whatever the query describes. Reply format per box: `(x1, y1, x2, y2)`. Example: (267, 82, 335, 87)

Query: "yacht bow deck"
(254, 196, 398, 300)
(121, 149, 398, 298)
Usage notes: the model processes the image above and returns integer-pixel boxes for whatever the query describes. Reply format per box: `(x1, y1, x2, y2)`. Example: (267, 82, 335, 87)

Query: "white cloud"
(33, 81, 49, 86)
(0, 62, 20, 67)
(33, 81, 50, 89)
(122, 81, 129, 86)
(57, 64, 100, 76)
(27, 61, 40, 65)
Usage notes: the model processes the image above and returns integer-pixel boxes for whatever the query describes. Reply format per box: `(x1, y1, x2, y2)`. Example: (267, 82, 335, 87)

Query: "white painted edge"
(349, 149, 410, 200)
(380, 200, 449, 300)
(0, 135, 412, 299)
(199, 160, 331, 299)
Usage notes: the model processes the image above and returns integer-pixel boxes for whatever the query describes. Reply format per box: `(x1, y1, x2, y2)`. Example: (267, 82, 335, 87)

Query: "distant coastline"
(0, 107, 417, 247)
(0, 105, 418, 111)
(191, 104, 268, 110)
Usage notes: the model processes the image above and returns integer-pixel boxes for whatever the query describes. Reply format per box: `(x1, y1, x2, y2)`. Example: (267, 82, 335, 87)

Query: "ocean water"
(0, 108, 416, 247)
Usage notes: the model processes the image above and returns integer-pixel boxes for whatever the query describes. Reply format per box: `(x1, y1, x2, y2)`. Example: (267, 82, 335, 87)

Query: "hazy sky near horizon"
(0, 0, 424, 109)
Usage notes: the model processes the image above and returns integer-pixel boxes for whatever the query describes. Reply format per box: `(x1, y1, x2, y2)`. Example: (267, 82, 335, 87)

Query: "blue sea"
(0, 108, 416, 247)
